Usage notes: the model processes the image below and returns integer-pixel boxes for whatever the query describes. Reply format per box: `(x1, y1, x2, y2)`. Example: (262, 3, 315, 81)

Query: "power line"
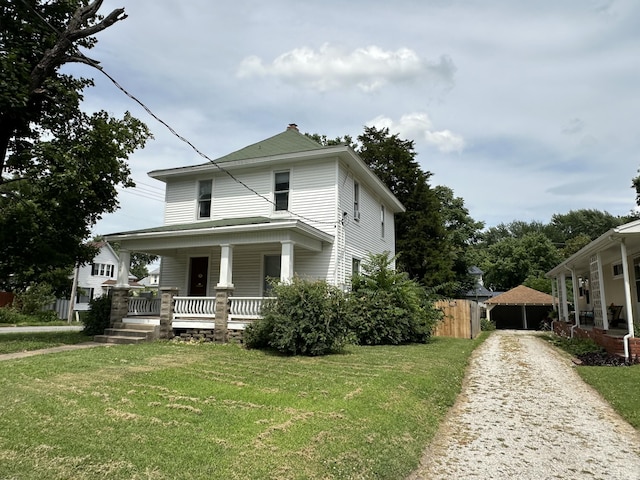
(17, 0, 337, 227)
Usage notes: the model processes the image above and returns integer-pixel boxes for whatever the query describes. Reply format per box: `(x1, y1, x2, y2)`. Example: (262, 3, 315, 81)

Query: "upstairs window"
(198, 180, 212, 219)
(352, 258, 361, 276)
(91, 263, 114, 277)
(274, 171, 290, 211)
(353, 182, 360, 221)
(381, 204, 385, 238)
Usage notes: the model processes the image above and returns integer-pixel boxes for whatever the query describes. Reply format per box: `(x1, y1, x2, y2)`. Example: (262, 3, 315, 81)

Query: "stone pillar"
(159, 287, 179, 340)
(110, 287, 130, 326)
(214, 287, 233, 343)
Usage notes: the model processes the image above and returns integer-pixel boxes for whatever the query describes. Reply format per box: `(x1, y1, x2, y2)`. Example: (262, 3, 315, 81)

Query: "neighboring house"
(138, 266, 160, 293)
(104, 124, 405, 341)
(546, 219, 640, 360)
(72, 242, 140, 311)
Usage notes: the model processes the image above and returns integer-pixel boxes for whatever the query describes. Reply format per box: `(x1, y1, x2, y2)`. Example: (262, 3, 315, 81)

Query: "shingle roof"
(485, 285, 555, 306)
(213, 128, 324, 163)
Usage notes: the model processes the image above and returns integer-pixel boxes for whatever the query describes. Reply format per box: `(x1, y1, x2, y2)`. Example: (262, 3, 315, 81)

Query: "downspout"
(619, 239, 635, 362)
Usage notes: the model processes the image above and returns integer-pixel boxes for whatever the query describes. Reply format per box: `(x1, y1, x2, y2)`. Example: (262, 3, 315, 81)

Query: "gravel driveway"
(409, 330, 640, 480)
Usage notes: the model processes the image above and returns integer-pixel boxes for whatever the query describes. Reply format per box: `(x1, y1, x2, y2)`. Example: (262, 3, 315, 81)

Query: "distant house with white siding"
(73, 242, 119, 310)
(104, 124, 405, 342)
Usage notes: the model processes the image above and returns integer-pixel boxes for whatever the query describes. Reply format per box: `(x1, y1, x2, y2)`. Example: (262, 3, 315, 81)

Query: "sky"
(71, 0, 640, 236)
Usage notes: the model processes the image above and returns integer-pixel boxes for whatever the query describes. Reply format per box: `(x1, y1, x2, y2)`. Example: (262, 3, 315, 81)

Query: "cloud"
(562, 118, 585, 135)
(237, 43, 455, 92)
(367, 113, 465, 153)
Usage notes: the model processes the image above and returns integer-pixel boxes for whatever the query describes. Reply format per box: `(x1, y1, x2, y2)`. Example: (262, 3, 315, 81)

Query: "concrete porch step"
(94, 334, 148, 345)
(94, 323, 160, 344)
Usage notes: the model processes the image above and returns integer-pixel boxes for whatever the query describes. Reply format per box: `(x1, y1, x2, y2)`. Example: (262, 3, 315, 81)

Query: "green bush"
(14, 283, 56, 316)
(347, 253, 440, 345)
(245, 278, 350, 356)
(480, 318, 496, 331)
(0, 307, 31, 324)
(546, 334, 604, 356)
(82, 294, 112, 336)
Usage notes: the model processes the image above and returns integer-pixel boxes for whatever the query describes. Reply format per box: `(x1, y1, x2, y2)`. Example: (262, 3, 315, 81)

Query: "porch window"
(274, 171, 290, 211)
(612, 262, 623, 279)
(353, 182, 360, 221)
(263, 255, 281, 294)
(198, 180, 212, 219)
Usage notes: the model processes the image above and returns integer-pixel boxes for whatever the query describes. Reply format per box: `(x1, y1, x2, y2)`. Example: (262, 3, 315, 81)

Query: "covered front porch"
(105, 217, 334, 342)
(546, 220, 640, 361)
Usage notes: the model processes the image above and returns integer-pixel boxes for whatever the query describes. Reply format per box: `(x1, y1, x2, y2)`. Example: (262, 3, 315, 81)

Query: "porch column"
(109, 287, 130, 327)
(570, 268, 580, 327)
(560, 272, 569, 322)
(596, 253, 609, 330)
(522, 305, 527, 329)
(217, 244, 234, 288)
(116, 249, 131, 287)
(619, 239, 636, 335)
(159, 287, 179, 340)
(280, 240, 294, 283)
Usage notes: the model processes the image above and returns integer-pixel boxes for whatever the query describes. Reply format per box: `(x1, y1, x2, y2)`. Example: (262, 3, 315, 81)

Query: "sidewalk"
(0, 325, 84, 334)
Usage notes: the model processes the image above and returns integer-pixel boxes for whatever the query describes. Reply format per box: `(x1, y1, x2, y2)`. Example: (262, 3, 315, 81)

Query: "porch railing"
(174, 296, 217, 319)
(229, 297, 274, 320)
(128, 297, 161, 316)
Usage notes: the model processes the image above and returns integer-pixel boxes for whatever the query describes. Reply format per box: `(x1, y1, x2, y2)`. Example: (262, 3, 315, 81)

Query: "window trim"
(273, 170, 290, 212)
(197, 179, 213, 219)
(353, 181, 360, 221)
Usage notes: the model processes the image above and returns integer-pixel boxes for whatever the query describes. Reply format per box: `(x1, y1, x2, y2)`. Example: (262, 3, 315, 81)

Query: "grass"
(0, 334, 485, 479)
(0, 331, 92, 354)
(576, 366, 640, 430)
(543, 333, 640, 430)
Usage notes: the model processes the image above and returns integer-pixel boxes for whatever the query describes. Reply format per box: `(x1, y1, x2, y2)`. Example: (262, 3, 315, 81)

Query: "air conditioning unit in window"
(353, 210, 361, 221)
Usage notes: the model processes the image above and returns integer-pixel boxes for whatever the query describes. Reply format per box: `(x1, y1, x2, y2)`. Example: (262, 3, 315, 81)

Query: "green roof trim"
(213, 128, 323, 163)
(109, 217, 274, 236)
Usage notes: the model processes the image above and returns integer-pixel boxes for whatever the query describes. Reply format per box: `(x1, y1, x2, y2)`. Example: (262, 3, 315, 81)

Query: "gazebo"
(485, 285, 555, 330)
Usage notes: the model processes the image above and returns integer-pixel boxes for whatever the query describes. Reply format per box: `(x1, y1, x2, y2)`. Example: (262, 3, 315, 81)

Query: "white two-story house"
(105, 124, 405, 340)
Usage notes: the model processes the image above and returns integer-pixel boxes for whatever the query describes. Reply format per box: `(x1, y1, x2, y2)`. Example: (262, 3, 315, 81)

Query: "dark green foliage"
(13, 282, 55, 315)
(0, 1, 151, 291)
(480, 318, 496, 331)
(245, 278, 350, 356)
(348, 253, 441, 345)
(545, 334, 603, 356)
(356, 127, 454, 287)
(82, 294, 111, 336)
(0, 308, 32, 324)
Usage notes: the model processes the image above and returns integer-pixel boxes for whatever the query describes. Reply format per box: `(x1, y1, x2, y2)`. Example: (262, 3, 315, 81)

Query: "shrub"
(14, 283, 56, 316)
(0, 307, 32, 324)
(347, 253, 441, 345)
(245, 278, 350, 356)
(82, 294, 112, 336)
(480, 318, 496, 331)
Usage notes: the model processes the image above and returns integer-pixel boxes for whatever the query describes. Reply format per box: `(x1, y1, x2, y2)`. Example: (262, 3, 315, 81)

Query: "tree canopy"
(0, 1, 151, 293)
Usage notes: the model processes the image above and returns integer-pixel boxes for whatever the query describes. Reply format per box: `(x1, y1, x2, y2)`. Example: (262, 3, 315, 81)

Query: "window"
(353, 182, 360, 221)
(263, 255, 281, 294)
(613, 263, 624, 278)
(198, 180, 212, 219)
(76, 288, 93, 304)
(352, 258, 361, 276)
(91, 263, 114, 277)
(381, 204, 385, 238)
(274, 171, 290, 211)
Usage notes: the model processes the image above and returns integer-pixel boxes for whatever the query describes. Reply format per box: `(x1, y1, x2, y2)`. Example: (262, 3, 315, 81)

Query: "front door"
(189, 257, 209, 296)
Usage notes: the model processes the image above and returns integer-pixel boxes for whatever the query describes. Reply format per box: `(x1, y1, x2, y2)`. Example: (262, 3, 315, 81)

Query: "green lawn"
(576, 365, 640, 429)
(0, 331, 91, 354)
(0, 335, 485, 480)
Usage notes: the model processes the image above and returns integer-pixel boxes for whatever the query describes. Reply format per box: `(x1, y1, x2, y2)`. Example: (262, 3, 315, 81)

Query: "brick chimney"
(287, 123, 299, 131)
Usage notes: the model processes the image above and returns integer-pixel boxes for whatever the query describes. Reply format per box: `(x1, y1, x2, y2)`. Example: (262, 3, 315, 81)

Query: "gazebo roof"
(485, 285, 555, 306)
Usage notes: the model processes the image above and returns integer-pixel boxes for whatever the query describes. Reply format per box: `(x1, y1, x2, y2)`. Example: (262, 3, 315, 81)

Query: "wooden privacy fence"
(433, 299, 481, 339)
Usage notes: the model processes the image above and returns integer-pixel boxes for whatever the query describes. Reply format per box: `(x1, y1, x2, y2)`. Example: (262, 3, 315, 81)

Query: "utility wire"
(19, 0, 338, 227)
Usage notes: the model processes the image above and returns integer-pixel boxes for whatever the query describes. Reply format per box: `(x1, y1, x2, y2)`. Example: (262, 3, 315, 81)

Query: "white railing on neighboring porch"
(128, 297, 161, 316)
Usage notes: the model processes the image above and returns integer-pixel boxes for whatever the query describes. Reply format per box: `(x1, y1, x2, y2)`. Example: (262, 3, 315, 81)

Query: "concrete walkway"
(409, 330, 640, 480)
(0, 325, 106, 361)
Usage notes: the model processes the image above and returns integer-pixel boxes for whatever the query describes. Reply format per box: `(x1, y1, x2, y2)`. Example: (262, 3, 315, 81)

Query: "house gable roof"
(485, 285, 555, 306)
(214, 128, 324, 163)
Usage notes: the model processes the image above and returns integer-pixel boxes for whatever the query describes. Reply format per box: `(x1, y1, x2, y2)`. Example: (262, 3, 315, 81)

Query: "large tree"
(356, 126, 452, 288)
(0, 1, 151, 292)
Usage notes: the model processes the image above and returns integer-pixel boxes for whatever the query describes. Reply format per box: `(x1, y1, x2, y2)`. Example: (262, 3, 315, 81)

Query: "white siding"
(164, 179, 197, 225)
(76, 245, 119, 305)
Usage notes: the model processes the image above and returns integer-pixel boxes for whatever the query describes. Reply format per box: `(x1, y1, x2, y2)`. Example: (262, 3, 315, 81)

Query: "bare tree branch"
(30, 1, 126, 94)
